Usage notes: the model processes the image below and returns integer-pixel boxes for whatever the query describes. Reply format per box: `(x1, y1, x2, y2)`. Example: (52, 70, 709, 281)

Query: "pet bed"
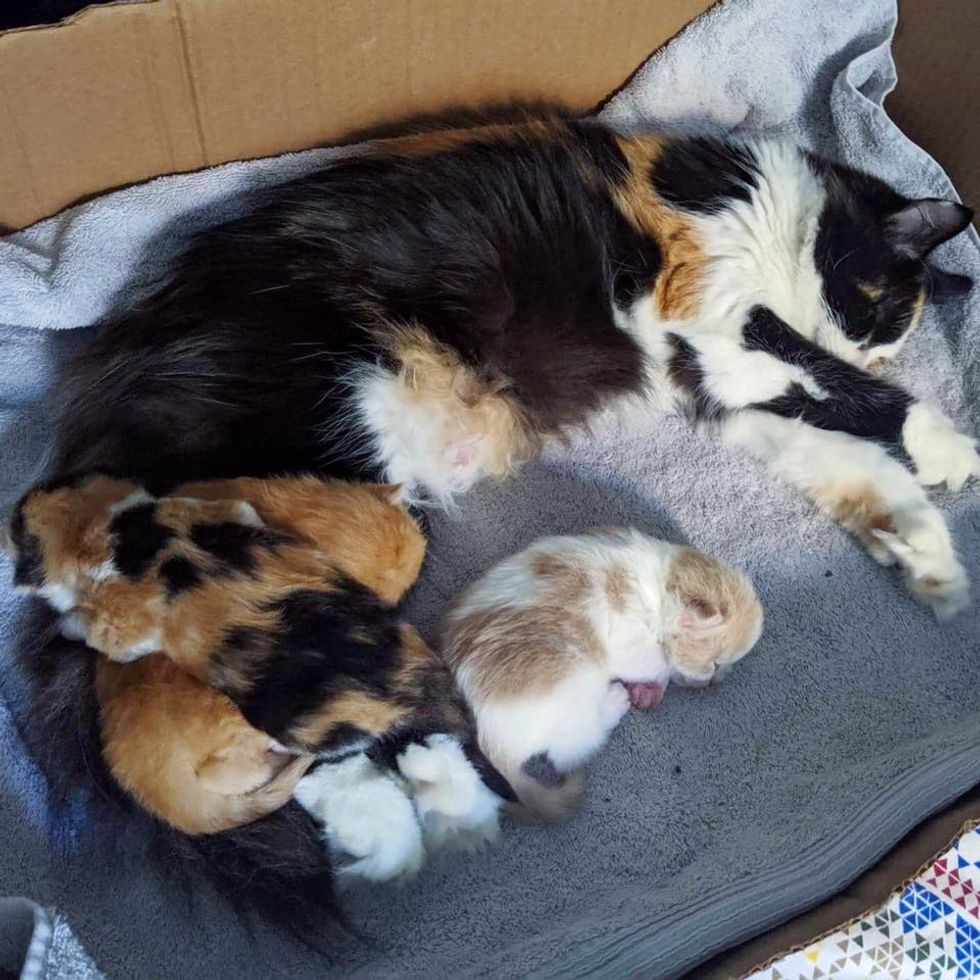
(0, 0, 978, 976)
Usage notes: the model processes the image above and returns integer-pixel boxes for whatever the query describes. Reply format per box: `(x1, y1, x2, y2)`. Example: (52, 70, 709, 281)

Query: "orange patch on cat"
(815, 482, 895, 538)
(376, 324, 538, 480)
(613, 136, 707, 322)
(375, 118, 561, 160)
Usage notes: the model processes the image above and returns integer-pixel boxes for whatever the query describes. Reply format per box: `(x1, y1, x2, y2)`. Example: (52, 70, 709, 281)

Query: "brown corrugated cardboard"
(889, 0, 980, 213)
(0, 0, 716, 229)
(1, 0, 976, 232)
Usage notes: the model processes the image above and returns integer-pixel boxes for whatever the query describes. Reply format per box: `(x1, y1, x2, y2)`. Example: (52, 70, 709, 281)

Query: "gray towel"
(0, 0, 978, 977)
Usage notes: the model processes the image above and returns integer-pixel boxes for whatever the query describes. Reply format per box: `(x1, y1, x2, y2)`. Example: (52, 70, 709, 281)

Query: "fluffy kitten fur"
(441, 530, 763, 820)
(10, 474, 513, 876)
(49, 109, 977, 616)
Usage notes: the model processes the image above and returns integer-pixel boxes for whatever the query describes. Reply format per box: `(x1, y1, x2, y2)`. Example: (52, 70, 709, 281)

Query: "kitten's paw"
(870, 517, 970, 620)
(903, 404, 980, 492)
(599, 682, 632, 729)
(294, 756, 424, 882)
(397, 734, 503, 851)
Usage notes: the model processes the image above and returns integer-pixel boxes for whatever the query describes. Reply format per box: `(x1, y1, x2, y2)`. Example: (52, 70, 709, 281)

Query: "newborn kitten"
(96, 654, 313, 835)
(441, 529, 763, 820)
(10, 474, 513, 877)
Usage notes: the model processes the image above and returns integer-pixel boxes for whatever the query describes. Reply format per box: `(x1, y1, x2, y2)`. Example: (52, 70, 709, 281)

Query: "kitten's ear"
(677, 597, 725, 631)
(371, 483, 406, 505)
(197, 746, 285, 796)
(884, 199, 973, 260)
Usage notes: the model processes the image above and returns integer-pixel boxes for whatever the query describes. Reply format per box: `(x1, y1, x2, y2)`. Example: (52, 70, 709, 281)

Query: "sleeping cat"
(9, 474, 514, 878)
(48, 109, 977, 615)
(441, 529, 763, 820)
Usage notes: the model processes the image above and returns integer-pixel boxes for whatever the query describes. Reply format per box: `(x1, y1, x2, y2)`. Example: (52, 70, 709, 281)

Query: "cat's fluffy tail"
(12, 610, 343, 944)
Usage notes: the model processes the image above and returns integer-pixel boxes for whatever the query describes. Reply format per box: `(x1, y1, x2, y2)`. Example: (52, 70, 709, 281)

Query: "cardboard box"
(0, 0, 976, 231)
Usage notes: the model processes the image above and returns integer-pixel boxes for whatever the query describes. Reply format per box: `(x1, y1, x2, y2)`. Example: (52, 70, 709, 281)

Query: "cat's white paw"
(294, 756, 424, 882)
(870, 512, 970, 620)
(599, 682, 631, 731)
(397, 734, 502, 851)
(903, 403, 980, 492)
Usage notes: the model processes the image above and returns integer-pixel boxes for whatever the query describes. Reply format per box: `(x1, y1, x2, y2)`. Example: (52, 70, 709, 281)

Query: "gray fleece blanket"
(1, 0, 979, 977)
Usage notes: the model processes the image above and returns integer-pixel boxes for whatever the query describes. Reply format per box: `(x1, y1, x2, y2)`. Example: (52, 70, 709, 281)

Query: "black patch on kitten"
(743, 306, 912, 442)
(158, 555, 203, 599)
(462, 741, 518, 802)
(666, 334, 724, 420)
(651, 138, 760, 213)
(222, 583, 402, 746)
(315, 723, 372, 757)
(188, 522, 289, 576)
(522, 753, 566, 787)
(109, 503, 174, 579)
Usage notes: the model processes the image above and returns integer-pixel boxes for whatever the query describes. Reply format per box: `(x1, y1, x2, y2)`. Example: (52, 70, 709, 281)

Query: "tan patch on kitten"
(665, 547, 763, 676)
(444, 605, 603, 702)
(531, 551, 591, 602)
(603, 564, 631, 613)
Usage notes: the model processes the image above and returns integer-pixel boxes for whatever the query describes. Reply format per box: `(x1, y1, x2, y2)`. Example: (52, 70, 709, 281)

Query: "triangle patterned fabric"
(746, 823, 980, 979)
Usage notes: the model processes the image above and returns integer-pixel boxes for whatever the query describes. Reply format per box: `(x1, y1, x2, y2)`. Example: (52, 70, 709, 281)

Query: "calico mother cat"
(49, 109, 977, 615)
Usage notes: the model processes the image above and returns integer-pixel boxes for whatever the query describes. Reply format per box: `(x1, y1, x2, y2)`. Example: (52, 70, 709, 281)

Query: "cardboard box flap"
(0, 0, 716, 230)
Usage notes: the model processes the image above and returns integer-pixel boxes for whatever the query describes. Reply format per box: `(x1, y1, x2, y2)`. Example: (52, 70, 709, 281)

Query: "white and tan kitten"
(441, 529, 763, 820)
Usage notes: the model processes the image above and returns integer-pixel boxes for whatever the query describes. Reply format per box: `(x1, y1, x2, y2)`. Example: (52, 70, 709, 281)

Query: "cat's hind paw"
(397, 734, 503, 851)
(294, 755, 424, 883)
(870, 520, 970, 620)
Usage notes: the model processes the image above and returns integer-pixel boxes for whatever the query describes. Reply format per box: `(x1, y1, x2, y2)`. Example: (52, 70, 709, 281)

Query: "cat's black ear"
(884, 199, 973, 260)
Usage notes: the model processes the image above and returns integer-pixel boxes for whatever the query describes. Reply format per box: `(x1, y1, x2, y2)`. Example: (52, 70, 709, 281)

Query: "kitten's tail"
(480, 740, 587, 823)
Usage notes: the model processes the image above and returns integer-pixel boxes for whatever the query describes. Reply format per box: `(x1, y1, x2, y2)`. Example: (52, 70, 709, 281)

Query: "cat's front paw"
(903, 403, 980, 492)
(870, 517, 970, 620)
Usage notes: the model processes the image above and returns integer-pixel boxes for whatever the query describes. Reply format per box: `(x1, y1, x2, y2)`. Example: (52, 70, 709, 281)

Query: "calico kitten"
(50, 109, 976, 615)
(10, 474, 514, 878)
(441, 529, 763, 820)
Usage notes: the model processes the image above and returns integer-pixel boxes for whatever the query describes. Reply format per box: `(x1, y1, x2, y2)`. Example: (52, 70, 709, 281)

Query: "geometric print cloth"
(745, 823, 980, 979)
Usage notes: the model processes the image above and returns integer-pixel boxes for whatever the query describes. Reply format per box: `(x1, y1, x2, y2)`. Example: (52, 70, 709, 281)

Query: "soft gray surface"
(1, 0, 979, 977)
